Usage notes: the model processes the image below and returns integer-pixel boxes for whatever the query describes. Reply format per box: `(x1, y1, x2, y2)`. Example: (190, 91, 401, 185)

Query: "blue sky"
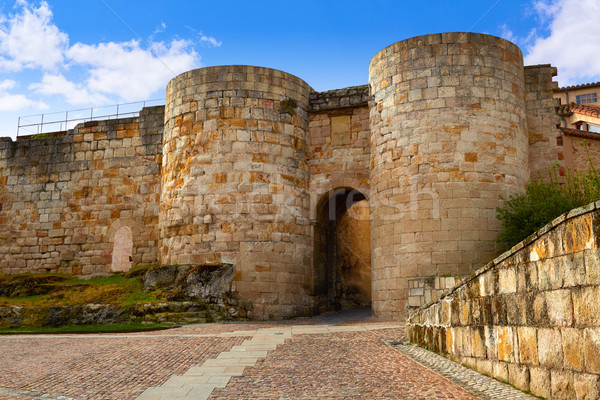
(0, 0, 599, 139)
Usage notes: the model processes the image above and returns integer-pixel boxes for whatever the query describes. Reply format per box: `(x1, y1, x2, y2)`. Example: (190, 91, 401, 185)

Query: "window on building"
(589, 124, 600, 133)
(576, 93, 598, 104)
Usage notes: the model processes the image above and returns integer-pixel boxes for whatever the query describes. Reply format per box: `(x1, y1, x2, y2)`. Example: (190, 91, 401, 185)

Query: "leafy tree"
(496, 150, 600, 247)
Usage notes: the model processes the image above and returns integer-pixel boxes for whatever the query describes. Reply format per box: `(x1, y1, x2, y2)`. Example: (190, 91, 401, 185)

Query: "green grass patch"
(0, 271, 167, 307)
(0, 323, 171, 334)
(61, 274, 133, 286)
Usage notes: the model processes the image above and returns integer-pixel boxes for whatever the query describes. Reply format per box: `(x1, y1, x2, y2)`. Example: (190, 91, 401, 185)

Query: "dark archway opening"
(313, 188, 371, 313)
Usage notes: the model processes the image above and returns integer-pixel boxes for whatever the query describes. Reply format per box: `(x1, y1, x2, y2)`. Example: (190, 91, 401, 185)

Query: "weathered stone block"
(498, 267, 517, 294)
(507, 364, 530, 392)
(538, 258, 563, 290)
(585, 249, 600, 285)
(584, 329, 600, 374)
(573, 287, 600, 327)
(551, 370, 575, 400)
(562, 328, 584, 372)
(476, 358, 493, 377)
(529, 366, 551, 399)
(491, 296, 508, 326)
(538, 328, 564, 369)
(518, 327, 539, 365)
(532, 291, 548, 326)
(492, 361, 509, 382)
(546, 289, 573, 327)
(478, 297, 492, 326)
(506, 293, 527, 325)
(496, 326, 515, 362)
(574, 373, 600, 400)
(559, 253, 586, 288)
(562, 213, 593, 254)
(471, 327, 486, 358)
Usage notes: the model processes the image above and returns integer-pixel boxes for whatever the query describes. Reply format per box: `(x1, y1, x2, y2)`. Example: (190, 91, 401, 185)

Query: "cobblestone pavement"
(0, 334, 247, 399)
(0, 311, 533, 399)
(208, 328, 481, 400)
(389, 341, 537, 400)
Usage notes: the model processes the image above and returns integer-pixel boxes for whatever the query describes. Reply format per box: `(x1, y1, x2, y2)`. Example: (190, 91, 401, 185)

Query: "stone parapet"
(406, 201, 600, 400)
(308, 85, 370, 112)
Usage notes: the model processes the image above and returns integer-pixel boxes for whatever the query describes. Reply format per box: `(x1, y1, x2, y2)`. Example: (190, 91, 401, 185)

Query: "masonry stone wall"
(161, 66, 313, 319)
(368, 32, 530, 318)
(307, 86, 371, 313)
(524, 64, 563, 179)
(308, 85, 371, 208)
(0, 32, 583, 321)
(407, 202, 600, 400)
(0, 107, 163, 275)
(562, 131, 600, 173)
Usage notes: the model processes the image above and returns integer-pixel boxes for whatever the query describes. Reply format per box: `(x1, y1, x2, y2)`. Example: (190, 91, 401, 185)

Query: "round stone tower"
(368, 33, 530, 318)
(160, 65, 313, 319)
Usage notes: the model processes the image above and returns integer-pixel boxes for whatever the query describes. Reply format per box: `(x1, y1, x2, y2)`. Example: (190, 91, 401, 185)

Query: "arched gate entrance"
(314, 188, 371, 312)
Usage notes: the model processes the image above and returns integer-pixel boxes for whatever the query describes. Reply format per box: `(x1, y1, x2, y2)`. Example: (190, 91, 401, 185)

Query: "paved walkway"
(0, 310, 533, 399)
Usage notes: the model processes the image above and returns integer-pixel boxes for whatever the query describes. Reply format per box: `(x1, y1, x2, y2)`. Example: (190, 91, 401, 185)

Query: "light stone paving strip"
(0, 385, 79, 400)
(389, 341, 537, 400)
(136, 324, 403, 400)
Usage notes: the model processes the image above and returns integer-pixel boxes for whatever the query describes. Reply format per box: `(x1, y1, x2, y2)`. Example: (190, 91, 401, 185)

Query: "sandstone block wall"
(406, 276, 462, 308)
(525, 64, 563, 180)
(161, 65, 313, 319)
(308, 85, 371, 207)
(368, 32, 530, 318)
(562, 129, 600, 173)
(307, 87, 372, 312)
(0, 107, 163, 275)
(0, 32, 578, 321)
(407, 202, 600, 400)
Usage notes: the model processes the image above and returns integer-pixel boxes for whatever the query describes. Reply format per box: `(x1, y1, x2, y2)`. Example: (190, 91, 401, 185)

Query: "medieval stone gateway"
(0, 32, 571, 320)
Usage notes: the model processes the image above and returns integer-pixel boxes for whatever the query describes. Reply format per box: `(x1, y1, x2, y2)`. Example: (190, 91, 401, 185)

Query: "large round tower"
(160, 66, 313, 319)
(368, 33, 530, 318)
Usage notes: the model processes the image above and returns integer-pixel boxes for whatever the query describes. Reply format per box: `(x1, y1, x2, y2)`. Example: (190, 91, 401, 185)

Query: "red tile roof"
(571, 103, 600, 118)
(555, 81, 600, 91)
(560, 126, 600, 140)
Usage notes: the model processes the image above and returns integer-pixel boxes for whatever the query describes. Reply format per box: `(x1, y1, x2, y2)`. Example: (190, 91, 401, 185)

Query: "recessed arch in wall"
(111, 226, 133, 272)
(310, 174, 370, 221)
(313, 186, 371, 313)
(106, 218, 143, 273)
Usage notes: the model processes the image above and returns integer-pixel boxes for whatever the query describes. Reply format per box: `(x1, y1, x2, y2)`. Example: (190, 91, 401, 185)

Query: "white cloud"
(0, 80, 16, 91)
(29, 74, 109, 106)
(0, 79, 48, 111)
(67, 39, 199, 102)
(499, 24, 518, 44)
(0, 0, 68, 71)
(524, 0, 600, 85)
(532, 0, 562, 22)
(199, 34, 222, 47)
(154, 22, 167, 35)
(0, 0, 208, 108)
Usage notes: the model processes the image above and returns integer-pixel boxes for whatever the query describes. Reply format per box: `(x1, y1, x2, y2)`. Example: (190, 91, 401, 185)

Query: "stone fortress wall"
(0, 32, 578, 319)
(0, 107, 163, 276)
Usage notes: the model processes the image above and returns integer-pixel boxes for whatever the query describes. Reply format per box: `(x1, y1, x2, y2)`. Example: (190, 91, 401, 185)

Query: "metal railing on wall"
(16, 99, 164, 137)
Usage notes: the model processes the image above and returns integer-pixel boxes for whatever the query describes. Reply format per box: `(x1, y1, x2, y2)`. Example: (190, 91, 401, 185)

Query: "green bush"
(496, 155, 600, 247)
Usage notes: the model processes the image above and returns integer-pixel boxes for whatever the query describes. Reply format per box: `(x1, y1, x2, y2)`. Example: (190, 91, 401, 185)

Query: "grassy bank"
(0, 266, 165, 307)
(0, 322, 170, 334)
